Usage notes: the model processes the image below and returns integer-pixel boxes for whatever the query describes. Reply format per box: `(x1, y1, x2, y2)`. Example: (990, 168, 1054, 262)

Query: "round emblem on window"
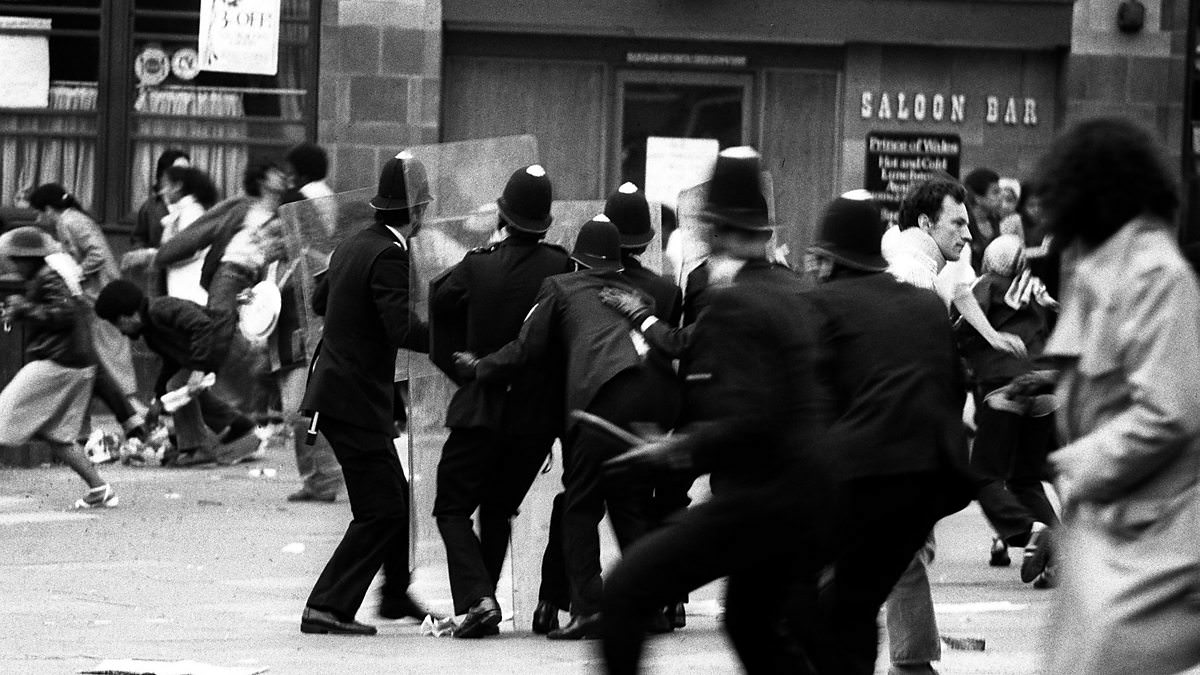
(171, 48, 200, 81)
(134, 46, 170, 86)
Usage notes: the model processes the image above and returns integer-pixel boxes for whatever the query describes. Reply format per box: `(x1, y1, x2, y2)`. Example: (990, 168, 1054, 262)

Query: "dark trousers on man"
(815, 472, 948, 675)
(306, 415, 411, 621)
(433, 427, 554, 614)
(562, 367, 676, 617)
(602, 490, 830, 674)
(537, 491, 570, 610)
(972, 388, 1059, 545)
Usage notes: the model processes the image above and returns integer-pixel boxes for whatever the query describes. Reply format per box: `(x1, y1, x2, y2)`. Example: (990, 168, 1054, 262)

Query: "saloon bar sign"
(861, 91, 1039, 126)
(865, 131, 961, 225)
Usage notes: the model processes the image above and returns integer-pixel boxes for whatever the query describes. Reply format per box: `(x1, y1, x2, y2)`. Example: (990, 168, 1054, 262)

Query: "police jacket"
(476, 268, 648, 423)
(430, 236, 573, 433)
(651, 259, 832, 499)
(806, 269, 968, 485)
(302, 223, 429, 434)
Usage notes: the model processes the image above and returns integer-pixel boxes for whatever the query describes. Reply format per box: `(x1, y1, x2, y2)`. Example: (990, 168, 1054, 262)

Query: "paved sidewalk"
(1, 450, 1050, 674)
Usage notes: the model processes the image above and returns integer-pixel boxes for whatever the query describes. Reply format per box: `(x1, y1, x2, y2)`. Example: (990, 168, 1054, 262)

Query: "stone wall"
(1066, 0, 1188, 164)
(317, 0, 442, 193)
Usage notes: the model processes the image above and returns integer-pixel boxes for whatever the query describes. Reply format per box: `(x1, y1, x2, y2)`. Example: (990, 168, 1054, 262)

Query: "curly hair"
(897, 175, 968, 231)
(1033, 118, 1177, 248)
(286, 142, 328, 183)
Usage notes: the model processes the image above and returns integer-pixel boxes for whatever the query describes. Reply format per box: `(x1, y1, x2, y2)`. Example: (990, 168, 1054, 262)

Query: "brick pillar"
(1065, 0, 1187, 165)
(317, 0, 442, 192)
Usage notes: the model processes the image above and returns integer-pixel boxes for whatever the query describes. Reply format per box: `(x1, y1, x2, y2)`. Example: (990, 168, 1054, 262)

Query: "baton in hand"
(570, 410, 643, 448)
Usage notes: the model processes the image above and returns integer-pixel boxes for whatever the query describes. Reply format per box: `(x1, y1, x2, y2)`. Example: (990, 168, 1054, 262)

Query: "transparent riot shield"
(278, 186, 372, 358)
(401, 136, 541, 612)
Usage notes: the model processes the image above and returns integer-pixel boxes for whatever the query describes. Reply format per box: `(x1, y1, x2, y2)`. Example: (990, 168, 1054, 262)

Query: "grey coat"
(1044, 217, 1200, 675)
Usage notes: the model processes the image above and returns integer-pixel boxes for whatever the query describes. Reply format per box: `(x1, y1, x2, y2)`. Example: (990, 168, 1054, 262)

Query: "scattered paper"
(419, 614, 456, 637)
(280, 542, 305, 554)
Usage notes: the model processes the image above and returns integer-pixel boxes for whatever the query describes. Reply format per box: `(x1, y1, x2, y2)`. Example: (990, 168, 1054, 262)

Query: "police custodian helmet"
(370, 151, 432, 212)
(700, 146, 772, 232)
(604, 182, 654, 249)
(497, 164, 553, 234)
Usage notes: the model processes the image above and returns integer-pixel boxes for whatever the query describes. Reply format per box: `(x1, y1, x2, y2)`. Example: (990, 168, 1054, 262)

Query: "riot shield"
(278, 187, 368, 360)
(401, 136, 541, 594)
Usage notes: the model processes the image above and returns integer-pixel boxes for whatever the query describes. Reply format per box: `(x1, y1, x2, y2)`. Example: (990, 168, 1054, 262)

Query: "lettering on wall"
(860, 91, 1038, 126)
(864, 131, 962, 225)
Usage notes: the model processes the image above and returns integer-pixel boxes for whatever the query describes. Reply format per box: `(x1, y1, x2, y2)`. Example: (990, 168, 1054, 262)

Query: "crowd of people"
(0, 141, 344, 505)
(2, 116, 1199, 674)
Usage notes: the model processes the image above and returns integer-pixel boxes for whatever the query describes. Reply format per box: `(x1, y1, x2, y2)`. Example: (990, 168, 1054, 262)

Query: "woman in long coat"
(1037, 118, 1200, 675)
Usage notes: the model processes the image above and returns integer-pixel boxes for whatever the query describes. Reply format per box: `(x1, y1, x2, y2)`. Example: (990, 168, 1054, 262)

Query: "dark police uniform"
(602, 259, 835, 672)
(477, 264, 677, 625)
(301, 222, 428, 623)
(535, 252, 685, 620)
(430, 236, 573, 617)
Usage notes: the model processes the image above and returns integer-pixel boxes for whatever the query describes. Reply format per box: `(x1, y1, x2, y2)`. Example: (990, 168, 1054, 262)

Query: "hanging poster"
(199, 0, 281, 76)
(0, 17, 51, 108)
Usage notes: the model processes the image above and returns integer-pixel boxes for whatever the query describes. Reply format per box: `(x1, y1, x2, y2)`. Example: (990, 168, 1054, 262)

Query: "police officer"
(606, 182, 689, 629)
(298, 152, 431, 636)
(430, 165, 575, 638)
(463, 218, 674, 640)
(600, 147, 834, 672)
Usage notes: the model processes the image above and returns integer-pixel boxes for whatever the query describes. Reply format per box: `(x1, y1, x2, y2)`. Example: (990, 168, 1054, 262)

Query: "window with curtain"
(0, 0, 319, 224)
(128, 0, 314, 213)
(0, 1, 101, 212)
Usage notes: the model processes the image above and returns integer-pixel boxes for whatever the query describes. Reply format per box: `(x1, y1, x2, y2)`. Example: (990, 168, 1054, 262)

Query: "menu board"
(864, 131, 961, 225)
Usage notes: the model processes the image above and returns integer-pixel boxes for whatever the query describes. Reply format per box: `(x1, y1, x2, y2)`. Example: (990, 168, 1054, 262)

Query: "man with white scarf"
(876, 177, 1025, 675)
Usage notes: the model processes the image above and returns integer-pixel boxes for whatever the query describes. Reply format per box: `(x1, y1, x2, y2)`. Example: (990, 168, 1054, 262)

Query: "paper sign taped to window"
(0, 32, 49, 108)
(199, 0, 281, 76)
(645, 137, 719, 211)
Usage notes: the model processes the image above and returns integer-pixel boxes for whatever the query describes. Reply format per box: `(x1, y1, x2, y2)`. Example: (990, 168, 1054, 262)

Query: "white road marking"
(935, 601, 1029, 614)
(0, 512, 98, 525)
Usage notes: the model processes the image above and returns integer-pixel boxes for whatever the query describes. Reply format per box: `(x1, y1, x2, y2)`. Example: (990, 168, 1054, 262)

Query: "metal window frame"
(611, 69, 755, 193)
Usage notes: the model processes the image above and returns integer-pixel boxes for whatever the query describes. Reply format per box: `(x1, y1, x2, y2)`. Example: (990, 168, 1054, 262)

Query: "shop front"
(441, 0, 1074, 266)
(0, 0, 319, 232)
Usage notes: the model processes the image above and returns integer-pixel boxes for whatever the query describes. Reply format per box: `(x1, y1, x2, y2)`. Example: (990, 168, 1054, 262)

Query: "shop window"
(0, 1, 101, 213)
(616, 71, 751, 245)
(128, 0, 314, 213)
(619, 80, 746, 188)
(0, 0, 318, 224)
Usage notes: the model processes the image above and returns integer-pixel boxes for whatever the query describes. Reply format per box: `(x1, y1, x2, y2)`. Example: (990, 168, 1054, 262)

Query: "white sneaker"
(74, 484, 119, 509)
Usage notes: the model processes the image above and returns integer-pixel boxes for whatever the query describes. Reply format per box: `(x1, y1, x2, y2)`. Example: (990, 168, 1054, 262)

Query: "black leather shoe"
(1020, 522, 1052, 583)
(454, 596, 502, 639)
(546, 612, 602, 640)
(287, 489, 337, 503)
(378, 593, 432, 621)
(646, 611, 672, 634)
(532, 600, 560, 635)
(667, 602, 686, 629)
(300, 607, 377, 635)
